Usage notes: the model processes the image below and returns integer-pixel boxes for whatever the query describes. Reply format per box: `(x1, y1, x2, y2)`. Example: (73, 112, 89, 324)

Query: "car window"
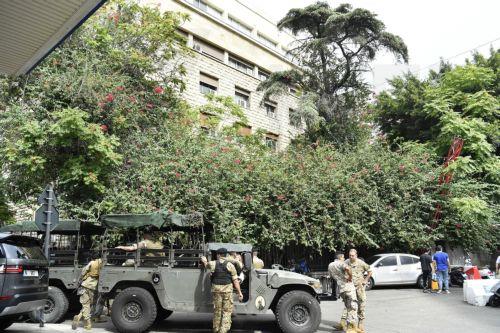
(400, 256, 415, 265)
(2, 241, 45, 260)
(0, 245, 4, 258)
(378, 256, 397, 267)
(412, 257, 420, 264)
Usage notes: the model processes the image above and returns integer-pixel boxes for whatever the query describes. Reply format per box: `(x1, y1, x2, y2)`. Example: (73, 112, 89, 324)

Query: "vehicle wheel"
(417, 275, 424, 289)
(29, 286, 69, 323)
(111, 287, 157, 333)
(0, 318, 14, 330)
(365, 278, 374, 291)
(154, 308, 173, 323)
(275, 290, 321, 333)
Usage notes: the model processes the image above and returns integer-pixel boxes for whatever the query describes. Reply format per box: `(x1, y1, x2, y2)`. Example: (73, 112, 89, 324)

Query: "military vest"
(211, 260, 232, 286)
(84, 259, 102, 280)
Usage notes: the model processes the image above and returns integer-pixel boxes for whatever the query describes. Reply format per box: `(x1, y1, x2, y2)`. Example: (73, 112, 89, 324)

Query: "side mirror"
(243, 252, 252, 271)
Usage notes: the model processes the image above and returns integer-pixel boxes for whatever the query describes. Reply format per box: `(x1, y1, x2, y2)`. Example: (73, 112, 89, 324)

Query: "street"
(6, 287, 499, 333)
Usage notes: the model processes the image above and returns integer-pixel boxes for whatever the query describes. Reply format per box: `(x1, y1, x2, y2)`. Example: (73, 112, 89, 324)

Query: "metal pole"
(43, 183, 53, 259)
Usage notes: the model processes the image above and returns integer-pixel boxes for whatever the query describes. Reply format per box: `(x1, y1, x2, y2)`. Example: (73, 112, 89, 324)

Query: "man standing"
(432, 245, 451, 294)
(72, 255, 103, 330)
(328, 252, 359, 333)
(116, 231, 164, 266)
(252, 249, 264, 269)
(419, 249, 433, 292)
(495, 253, 499, 278)
(201, 248, 243, 333)
(340, 249, 371, 333)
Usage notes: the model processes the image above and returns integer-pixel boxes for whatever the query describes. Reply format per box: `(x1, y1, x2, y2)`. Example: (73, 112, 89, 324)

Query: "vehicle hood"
(257, 269, 322, 293)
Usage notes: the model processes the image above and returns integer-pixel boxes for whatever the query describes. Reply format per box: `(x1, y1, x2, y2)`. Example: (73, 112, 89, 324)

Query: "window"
(265, 103, 277, 119)
(234, 87, 250, 109)
(199, 73, 218, 95)
(265, 133, 278, 151)
(193, 37, 224, 62)
(191, 0, 222, 17)
(289, 108, 301, 128)
(258, 69, 270, 81)
(258, 33, 277, 49)
(366, 255, 382, 265)
(229, 56, 254, 75)
(400, 256, 415, 265)
(229, 16, 252, 34)
(377, 256, 397, 267)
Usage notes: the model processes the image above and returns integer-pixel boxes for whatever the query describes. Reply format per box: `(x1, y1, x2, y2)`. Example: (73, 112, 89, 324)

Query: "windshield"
(366, 255, 382, 265)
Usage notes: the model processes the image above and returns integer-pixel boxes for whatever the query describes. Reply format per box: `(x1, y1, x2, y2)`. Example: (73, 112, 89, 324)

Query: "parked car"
(0, 233, 49, 330)
(365, 253, 422, 290)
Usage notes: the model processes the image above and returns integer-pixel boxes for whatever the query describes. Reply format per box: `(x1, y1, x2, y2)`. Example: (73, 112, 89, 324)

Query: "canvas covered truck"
(0, 219, 105, 322)
(97, 212, 323, 333)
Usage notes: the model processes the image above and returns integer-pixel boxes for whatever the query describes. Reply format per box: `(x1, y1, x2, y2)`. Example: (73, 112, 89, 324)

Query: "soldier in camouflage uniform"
(340, 249, 372, 333)
(72, 255, 103, 330)
(328, 252, 359, 333)
(201, 248, 244, 333)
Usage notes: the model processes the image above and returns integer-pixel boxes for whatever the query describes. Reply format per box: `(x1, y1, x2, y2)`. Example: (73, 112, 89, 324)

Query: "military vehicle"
(0, 220, 104, 322)
(98, 212, 323, 333)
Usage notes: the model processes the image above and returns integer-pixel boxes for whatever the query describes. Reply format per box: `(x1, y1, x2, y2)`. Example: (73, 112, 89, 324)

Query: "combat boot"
(84, 319, 92, 330)
(71, 314, 81, 330)
(358, 319, 366, 333)
(333, 318, 347, 331)
(345, 322, 359, 333)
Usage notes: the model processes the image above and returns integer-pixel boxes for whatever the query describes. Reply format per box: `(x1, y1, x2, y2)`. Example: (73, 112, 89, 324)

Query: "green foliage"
(258, 1, 408, 146)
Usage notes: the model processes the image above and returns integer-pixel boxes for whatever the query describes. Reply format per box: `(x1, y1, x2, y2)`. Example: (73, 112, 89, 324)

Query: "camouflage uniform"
(328, 260, 358, 326)
(73, 259, 102, 330)
(341, 258, 371, 323)
(207, 258, 238, 333)
(252, 256, 264, 269)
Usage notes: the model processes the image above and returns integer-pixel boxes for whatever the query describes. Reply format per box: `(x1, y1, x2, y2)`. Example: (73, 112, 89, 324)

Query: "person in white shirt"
(496, 255, 500, 278)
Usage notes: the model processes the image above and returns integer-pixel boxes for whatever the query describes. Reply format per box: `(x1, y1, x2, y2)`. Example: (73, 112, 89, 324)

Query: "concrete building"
(153, 0, 303, 150)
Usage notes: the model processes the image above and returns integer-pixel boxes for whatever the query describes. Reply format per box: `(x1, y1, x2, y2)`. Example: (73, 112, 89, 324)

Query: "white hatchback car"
(364, 253, 423, 290)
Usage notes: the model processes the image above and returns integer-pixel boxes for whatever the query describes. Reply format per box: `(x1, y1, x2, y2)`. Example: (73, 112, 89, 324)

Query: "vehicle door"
(0, 245, 5, 300)
(398, 255, 421, 283)
(373, 255, 400, 284)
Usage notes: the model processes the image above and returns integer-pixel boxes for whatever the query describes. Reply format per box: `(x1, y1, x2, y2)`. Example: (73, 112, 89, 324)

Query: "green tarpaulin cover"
(0, 220, 104, 234)
(100, 211, 203, 229)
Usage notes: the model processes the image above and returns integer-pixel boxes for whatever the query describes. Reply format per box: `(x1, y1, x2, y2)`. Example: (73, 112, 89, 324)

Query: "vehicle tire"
(0, 318, 15, 330)
(154, 308, 173, 323)
(365, 277, 374, 291)
(111, 287, 157, 333)
(275, 290, 321, 333)
(417, 275, 424, 289)
(29, 286, 69, 323)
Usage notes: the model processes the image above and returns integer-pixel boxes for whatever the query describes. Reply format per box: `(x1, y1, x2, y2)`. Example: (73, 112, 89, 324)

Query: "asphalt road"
(6, 287, 499, 333)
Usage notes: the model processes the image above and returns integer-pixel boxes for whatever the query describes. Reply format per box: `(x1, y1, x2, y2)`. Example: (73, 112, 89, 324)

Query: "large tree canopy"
(258, 1, 408, 146)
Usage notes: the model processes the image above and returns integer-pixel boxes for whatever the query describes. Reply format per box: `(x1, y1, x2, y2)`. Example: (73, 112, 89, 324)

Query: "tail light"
(0, 264, 23, 274)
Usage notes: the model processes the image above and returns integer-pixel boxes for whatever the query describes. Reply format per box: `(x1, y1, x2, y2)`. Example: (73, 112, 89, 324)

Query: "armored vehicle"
(0, 220, 104, 322)
(98, 212, 323, 333)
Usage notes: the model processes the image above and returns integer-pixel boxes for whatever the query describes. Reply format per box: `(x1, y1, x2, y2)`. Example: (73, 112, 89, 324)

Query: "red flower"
(98, 102, 105, 109)
(374, 163, 381, 173)
(211, 152, 218, 158)
(106, 93, 115, 103)
(244, 195, 252, 202)
(234, 159, 241, 164)
(146, 186, 152, 193)
(455, 223, 462, 229)
(292, 212, 300, 217)
(116, 86, 125, 91)
(129, 96, 137, 103)
(146, 103, 154, 109)
(100, 124, 108, 132)
(175, 172, 181, 178)
(399, 164, 406, 172)
(413, 167, 420, 173)
(221, 147, 230, 153)
(277, 195, 286, 201)
(154, 86, 164, 94)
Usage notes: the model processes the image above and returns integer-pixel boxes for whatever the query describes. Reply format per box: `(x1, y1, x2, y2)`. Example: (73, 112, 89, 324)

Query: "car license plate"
(23, 270, 39, 277)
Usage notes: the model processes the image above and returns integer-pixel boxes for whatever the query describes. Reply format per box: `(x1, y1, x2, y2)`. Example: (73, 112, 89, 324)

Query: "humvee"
(98, 212, 323, 333)
(0, 219, 105, 322)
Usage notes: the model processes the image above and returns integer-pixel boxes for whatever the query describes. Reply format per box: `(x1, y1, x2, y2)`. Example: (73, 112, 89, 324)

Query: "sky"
(239, 0, 500, 91)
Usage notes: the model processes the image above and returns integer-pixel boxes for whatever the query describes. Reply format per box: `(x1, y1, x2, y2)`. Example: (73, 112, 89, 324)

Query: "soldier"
(228, 251, 244, 282)
(201, 248, 243, 333)
(72, 254, 103, 330)
(328, 252, 359, 333)
(116, 231, 164, 266)
(252, 249, 264, 269)
(339, 249, 372, 333)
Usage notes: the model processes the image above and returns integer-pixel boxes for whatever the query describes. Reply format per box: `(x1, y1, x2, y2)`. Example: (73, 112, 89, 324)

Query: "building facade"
(152, 0, 302, 150)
